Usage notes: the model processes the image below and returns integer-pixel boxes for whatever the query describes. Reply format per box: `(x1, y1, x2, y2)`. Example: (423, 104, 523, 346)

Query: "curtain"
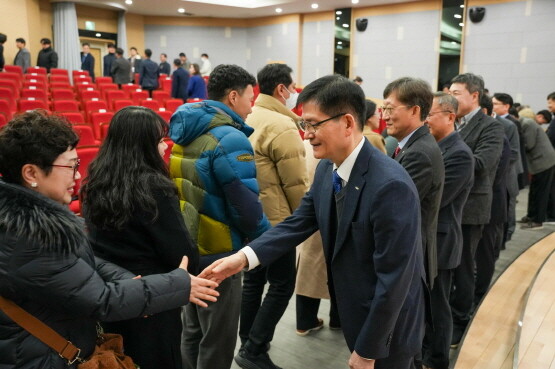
(117, 11, 128, 55)
(52, 2, 81, 73)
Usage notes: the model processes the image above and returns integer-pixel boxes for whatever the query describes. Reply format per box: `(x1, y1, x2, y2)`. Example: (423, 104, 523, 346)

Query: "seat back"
(105, 90, 127, 109)
(90, 111, 114, 139)
(0, 80, 20, 98)
(4, 65, 23, 75)
(152, 90, 171, 104)
(50, 75, 70, 84)
(130, 90, 149, 105)
(121, 84, 141, 97)
(0, 100, 13, 121)
(0, 113, 7, 128)
(74, 125, 99, 146)
(53, 100, 80, 112)
(0, 88, 17, 112)
(27, 66, 47, 75)
(141, 99, 161, 111)
(113, 100, 134, 111)
(51, 89, 75, 100)
(59, 112, 86, 125)
(21, 89, 48, 101)
(157, 110, 173, 123)
(95, 76, 113, 87)
(19, 99, 49, 112)
(165, 98, 184, 112)
(50, 68, 69, 77)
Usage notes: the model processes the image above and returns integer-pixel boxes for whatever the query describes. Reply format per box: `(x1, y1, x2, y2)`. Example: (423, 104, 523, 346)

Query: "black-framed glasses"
(299, 112, 346, 134)
(380, 105, 412, 117)
(426, 110, 453, 118)
(50, 159, 80, 177)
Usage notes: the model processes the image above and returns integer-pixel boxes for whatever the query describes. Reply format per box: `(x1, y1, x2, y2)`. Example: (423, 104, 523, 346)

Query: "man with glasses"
(423, 92, 474, 369)
(200, 75, 427, 369)
(382, 77, 444, 292)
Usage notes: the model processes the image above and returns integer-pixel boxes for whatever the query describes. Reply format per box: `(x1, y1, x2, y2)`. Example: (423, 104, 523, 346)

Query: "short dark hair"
(547, 92, 555, 101)
(0, 33, 7, 44)
(107, 43, 116, 49)
(364, 100, 377, 121)
(179, 52, 186, 57)
(207, 64, 256, 102)
(16, 37, 25, 45)
(257, 63, 293, 95)
(115, 48, 124, 56)
(173, 58, 182, 67)
(537, 109, 552, 123)
(82, 42, 90, 47)
(0, 111, 79, 185)
(130, 47, 137, 52)
(493, 92, 513, 108)
(480, 93, 493, 116)
(161, 53, 167, 58)
(298, 74, 366, 131)
(353, 76, 363, 83)
(451, 73, 485, 100)
(201, 53, 209, 58)
(144, 48, 152, 58)
(433, 91, 458, 114)
(383, 77, 433, 121)
(509, 107, 519, 118)
(40, 38, 51, 45)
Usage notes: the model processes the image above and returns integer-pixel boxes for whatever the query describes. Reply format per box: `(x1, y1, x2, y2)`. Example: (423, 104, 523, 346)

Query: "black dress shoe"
(234, 349, 283, 369)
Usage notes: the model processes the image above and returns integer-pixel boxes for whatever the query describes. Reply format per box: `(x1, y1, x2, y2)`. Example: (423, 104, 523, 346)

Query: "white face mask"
(282, 86, 298, 110)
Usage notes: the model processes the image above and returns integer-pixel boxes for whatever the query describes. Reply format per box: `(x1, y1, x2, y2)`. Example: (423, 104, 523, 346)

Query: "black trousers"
(296, 294, 341, 330)
(450, 224, 483, 335)
(474, 221, 504, 305)
(548, 171, 555, 219)
(422, 269, 453, 369)
(527, 166, 555, 223)
(239, 248, 296, 354)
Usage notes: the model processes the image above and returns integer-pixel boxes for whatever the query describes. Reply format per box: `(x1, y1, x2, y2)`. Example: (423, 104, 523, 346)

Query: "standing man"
(179, 52, 191, 70)
(200, 53, 212, 77)
(201, 74, 427, 369)
(236, 63, 308, 369)
(103, 43, 116, 77)
(448, 73, 504, 347)
(37, 38, 58, 72)
(139, 49, 159, 97)
(0, 33, 5, 72)
(545, 92, 555, 221)
(423, 92, 474, 369)
(80, 43, 95, 80)
(111, 48, 131, 87)
(13, 38, 31, 72)
(159, 53, 171, 75)
(383, 77, 444, 290)
(171, 59, 189, 100)
(128, 47, 141, 81)
(170, 64, 271, 369)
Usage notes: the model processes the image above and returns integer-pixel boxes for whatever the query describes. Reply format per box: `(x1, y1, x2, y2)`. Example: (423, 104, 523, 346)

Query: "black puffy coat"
(0, 181, 191, 368)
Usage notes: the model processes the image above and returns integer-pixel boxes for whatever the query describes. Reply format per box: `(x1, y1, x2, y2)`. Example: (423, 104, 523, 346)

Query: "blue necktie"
(332, 170, 342, 194)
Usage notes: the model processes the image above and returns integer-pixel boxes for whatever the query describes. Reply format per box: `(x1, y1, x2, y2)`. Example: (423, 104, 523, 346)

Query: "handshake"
(179, 251, 249, 307)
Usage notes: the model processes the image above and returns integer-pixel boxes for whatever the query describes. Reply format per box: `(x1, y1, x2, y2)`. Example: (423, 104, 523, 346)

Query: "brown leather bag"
(0, 296, 136, 368)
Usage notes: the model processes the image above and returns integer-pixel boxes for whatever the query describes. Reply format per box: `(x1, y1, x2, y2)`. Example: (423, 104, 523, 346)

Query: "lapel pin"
(355, 186, 359, 190)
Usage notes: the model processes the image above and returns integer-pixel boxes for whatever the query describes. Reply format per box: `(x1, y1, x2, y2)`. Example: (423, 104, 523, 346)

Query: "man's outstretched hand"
(198, 252, 248, 283)
(179, 256, 220, 308)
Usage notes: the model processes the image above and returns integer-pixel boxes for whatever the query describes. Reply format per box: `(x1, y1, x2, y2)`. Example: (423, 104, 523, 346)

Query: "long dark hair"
(81, 106, 175, 230)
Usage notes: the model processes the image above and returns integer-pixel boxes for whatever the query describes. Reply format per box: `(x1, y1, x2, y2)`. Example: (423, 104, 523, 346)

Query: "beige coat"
(247, 93, 308, 226)
(295, 141, 330, 299)
(363, 126, 387, 154)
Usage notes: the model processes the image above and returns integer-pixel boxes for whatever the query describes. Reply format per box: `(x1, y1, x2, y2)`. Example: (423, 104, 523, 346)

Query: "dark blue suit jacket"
(172, 68, 190, 100)
(81, 52, 95, 79)
(436, 131, 474, 269)
(249, 139, 426, 360)
(139, 59, 159, 90)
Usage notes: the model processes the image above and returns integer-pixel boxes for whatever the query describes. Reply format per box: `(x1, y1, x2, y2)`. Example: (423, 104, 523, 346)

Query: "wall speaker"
(356, 18, 368, 32)
(469, 7, 486, 23)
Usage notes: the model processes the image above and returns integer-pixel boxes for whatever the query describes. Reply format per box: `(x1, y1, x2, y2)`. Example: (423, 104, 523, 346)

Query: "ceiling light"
(178, 8, 185, 13)
(125, 0, 132, 4)
(337, 41, 342, 45)
(275, 7, 282, 13)
(342, 23, 349, 28)
(460, 4, 465, 7)
(459, 22, 464, 27)
(311, 3, 318, 9)
(336, 17, 340, 20)
(95, 33, 101, 37)
(454, 14, 462, 18)
(451, 41, 457, 44)
(336, 10, 342, 15)
(352, 0, 359, 4)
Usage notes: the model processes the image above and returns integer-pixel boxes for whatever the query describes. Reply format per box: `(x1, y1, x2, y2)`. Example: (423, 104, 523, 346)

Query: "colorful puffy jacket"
(169, 100, 271, 260)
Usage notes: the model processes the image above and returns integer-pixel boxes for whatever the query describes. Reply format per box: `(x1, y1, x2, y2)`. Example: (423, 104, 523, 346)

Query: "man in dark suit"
(546, 92, 555, 220)
(103, 43, 116, 78)
(171, 58, 189, 100)
(449, 73, 504, 347)
(383, 77, 444, 290)
(111, 48, 131, 86)
(159, 53, 171, 75)
(13, 38, 31, 72)
(80, 43, 95, 80)
(423, 92, 474, 369)
(139, 48, 159, 97)
(37, 38, 58, 72)
(200, 75, 426, 369)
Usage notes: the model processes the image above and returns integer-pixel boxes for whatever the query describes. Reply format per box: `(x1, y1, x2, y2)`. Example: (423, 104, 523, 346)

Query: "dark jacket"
(489, 137, 511, 224)
(80, 52, 95, 79)
(171, 67, 189, 100)
(37, 46, 58, 72)
(520, 117, 555, 174)
(395, 125, 445, 288)
(111, 57, 131, 85)
(458, 110, 504, 225)
(436, 131, 474, 270)
(103, 53, 116, 77)
(159, 61, 171, 75)
(0, 44, 4, 72)
(139, 59, 159, 90)
(0, 181, 191, 369)
(14, 47, 31, 72)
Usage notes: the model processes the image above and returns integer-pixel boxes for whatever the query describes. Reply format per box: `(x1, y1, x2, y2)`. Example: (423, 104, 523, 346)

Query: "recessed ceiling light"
(95, 33, 101, 37)
(352, 0, 359, 4)
(336, 10, 342, 15)
(459, 22, 464, 27)
(460, 4, 465, 7)
(454, 14, 462, 19)
(336, 17, 340, 20)
(275, 7, 282, 13)
(125, 0, 132, 4)
(311, 3, 318, 9)
(451, 41, 457, 45)
(178, 8, 185, 13)
(337, 41, 342, 45)
(342, 23, 349, 28)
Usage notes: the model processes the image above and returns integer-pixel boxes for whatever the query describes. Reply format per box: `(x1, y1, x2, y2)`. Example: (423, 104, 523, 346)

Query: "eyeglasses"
(426, 110, 453, 118)
(50, 159, 80, 177)
(380, 105, 411, 117)
(299, 112, 346, 134)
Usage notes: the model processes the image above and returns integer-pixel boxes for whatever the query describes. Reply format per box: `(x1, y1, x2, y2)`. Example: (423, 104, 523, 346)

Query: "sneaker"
(234, 349, 283, 369)
(296, 318, 324, 336)
(518, 216, 532, 223)
(520, 222, 543, 230)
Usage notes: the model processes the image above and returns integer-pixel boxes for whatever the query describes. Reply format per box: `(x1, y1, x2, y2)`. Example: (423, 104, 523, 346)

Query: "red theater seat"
(59, 112, 86, 125)
(113, 100, 133, 111)
(90, 111, 114, 139)
(165, 99, 184, 112)
(140, 99, 161, 111)
(51, 89, 75, 100)
(74, 124, 101, 146)
(19, 99, 49, 112)
(53, 100, 80, 112)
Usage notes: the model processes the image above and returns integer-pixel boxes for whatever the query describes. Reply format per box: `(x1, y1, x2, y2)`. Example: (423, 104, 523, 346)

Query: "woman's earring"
(31, 182, 37, 188)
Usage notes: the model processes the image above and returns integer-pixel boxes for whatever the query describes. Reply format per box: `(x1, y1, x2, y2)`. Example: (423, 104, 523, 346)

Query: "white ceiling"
(74, 0, 415, 18)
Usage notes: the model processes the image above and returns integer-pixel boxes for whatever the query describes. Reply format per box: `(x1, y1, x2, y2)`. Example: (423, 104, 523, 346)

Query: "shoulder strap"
(0, 296, 83, 364)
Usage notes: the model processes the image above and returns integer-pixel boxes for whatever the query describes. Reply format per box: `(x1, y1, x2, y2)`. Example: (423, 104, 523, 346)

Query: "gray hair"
(433, 92, 458, 114)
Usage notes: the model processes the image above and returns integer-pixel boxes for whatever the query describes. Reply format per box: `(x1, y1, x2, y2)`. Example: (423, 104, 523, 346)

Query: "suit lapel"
(332, 143, 370, 260)
(458, 111, 484, 140)
(395, 125, 428, 161)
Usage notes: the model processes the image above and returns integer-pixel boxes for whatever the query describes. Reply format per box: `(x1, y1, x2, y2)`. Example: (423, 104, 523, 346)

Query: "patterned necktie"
(457, 117, 466, 131)
(393, 146, 401, 158)
(332, 170, 342, 194)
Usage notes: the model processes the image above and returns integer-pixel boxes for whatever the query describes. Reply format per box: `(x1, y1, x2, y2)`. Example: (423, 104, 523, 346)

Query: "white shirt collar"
(333, 137, 365, 185)
(397, 126, 421, 149)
